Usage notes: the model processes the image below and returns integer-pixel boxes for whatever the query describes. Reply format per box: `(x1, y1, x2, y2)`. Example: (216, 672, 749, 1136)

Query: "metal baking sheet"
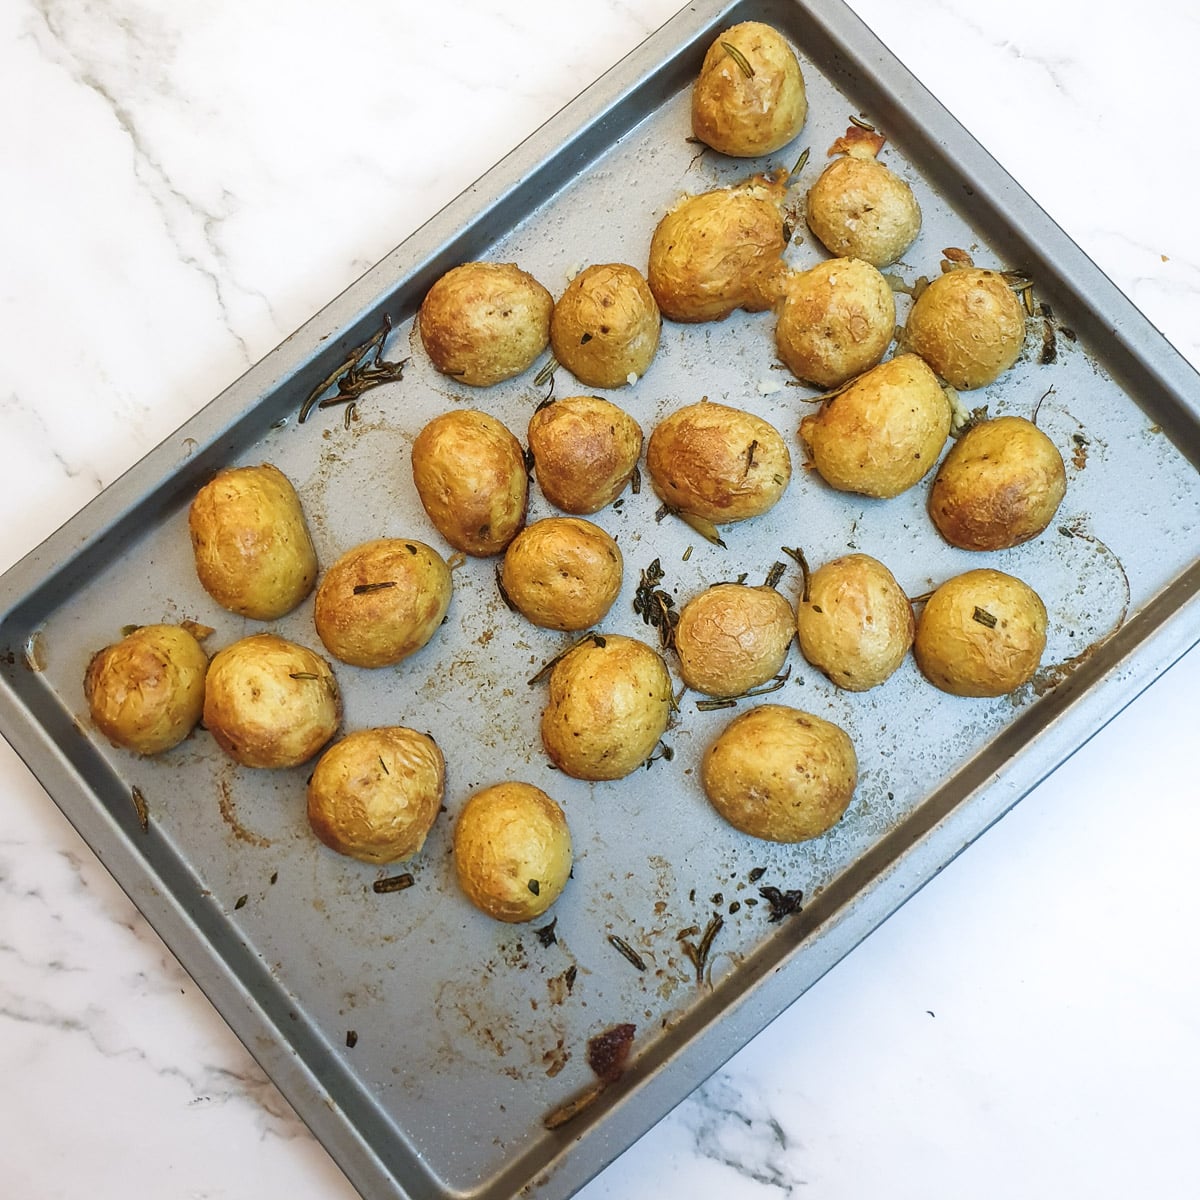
(2, 1, 1198, 1198)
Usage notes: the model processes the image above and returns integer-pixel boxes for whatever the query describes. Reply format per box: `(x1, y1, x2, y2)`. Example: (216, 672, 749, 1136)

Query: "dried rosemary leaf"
(353, 581, 396, 595)
(372, 873, 415, 894)
(972, 606, 998, 629)
(130, 785, 149, 834)
(607, 933, 647, 972)
(720, 40, 755, 77)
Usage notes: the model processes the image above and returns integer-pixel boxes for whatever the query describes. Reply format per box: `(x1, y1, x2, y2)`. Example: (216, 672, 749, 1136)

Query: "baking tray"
(2, 1, 1199, 1197)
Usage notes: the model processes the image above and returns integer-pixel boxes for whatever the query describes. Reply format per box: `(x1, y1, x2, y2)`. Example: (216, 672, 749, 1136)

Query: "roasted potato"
(203, 633, 340, 768)
(313, 538, 452, 668)
(188, 463, 317, 620)
(540, 633, 672, 780)
(929, 415, 1067, 550)
(453, 781, 573, 923)
(691, 22, 807, 157)
(774, 257, 896, 388)
(83, 623, 209, 756)
(796, 554, 914, 691)
(647, 172, 790, 323)
(904, 267, 1026, 390)
(913, 569, 1048, 697)
(549, 263, 660, 389)
(526, 395, 643, 515)
(411, 408, 528, 556)
(500, 517, 623, 631)
(307, 727, 444, 864)
(417, 261, 553, 387)
(701, 704, 857, 842)
(674, 583, 794, 697)
(646, 400, 791, 524)
(798, 353, 950, 498)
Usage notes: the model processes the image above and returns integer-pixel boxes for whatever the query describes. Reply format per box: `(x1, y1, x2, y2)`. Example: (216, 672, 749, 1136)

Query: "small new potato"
(914, 569, 1048, 697)
(691, 22, 807, 157)
(203, 633, 341, 768)
(701, 704, 857, 842)
(418, 261, 553, 387)
(798, 353, 950, 499)
(188, 463, 317, 620)
(411, 409, 528, 556)
(647, 400, 791, 524)
(648, 173, 790, 323)
(806, 154, 922, 268)
(314, 538, 452, 668)
(675, 583, 794, 698)
(527, 395, 643, 515)
(904, 267, 1026, 390)
(796, 554, 914, 691)
(500, 518, 623, 631)
(549, 263, 660, 389)
(540, 634, 672, 780)
(929, 415, 1067, 550)
(307, 727, 444, 864)
(775, 257, 896, 388)
(84, 623, 209, 756)
(454, 781, 573, 923)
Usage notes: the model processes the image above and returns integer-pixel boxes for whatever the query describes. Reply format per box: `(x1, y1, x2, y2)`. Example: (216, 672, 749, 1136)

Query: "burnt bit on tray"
(217, 779, 272, 848)
(346, 1030, 358, 1049)
(587, 1022, 637, 1084)
(534, 918, 558, 948)
(758, 885, 804, 922)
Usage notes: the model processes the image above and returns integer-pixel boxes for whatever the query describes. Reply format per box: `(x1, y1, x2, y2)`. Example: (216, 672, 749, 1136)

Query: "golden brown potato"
(674, 583, 794, 697)
(701, 704, 857, 842)
(526, 395, 643, 515)
(796, 554, 914, 691)
(313, 538, 452, 668)
(84, 624, 209, 756)
(453, 781, 573, 923)
(500, 518, 623, 631)
(904, 267, 1026, 390)
(646, 400, 791, 524)
(913, 569, 1048, 697)
(203, 633, 341, 768)
(647, 172, 790, 323)
(806, 154, 922, 268)
(549, 263, 660, 389)
(188, 463, 317, 620)
(411, 409, 528, 556)
(929, 416, 1067, 550)
(540, 633, 672, 780)
(307, 727, 444, 864)
(798, 353, 950, 499)
(775, 257, 896, 388)
(417, 261, 553, 386)
(691, 22, 807, 157)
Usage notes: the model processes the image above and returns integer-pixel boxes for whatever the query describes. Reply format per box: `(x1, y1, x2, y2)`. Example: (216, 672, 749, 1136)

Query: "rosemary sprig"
(298, 314, 408, 423)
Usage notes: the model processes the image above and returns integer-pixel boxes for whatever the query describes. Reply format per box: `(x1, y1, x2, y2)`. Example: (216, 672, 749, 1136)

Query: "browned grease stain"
(217, 778, 272, 847)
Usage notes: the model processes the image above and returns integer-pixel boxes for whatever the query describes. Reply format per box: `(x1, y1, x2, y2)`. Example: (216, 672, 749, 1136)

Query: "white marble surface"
(2, 1, 1199, 1197)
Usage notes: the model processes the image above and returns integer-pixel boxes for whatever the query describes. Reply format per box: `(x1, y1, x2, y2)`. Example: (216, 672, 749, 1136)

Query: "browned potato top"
(806, 154, 922, 268)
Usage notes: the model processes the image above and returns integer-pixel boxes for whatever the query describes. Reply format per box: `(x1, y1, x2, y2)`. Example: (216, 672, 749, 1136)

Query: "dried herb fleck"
(633, 558, 679, 651)
(352, 581, 396, 595)
(372, 873, 415, 894)
(758, 885, 804, 922)
(528, 878, 541, 896)
(972, 606, 998, 629)
(607, 933, 647, 972)
(130, 785, 149, 834)
(289, 671, 320, 680)
(234, 894, 248, 911)
(346, 1030, 358, 1048)
(535, 918, 558, 948)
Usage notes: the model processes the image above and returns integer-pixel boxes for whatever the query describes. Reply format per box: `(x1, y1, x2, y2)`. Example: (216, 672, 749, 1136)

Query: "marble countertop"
(3, 1, 1198, 1197)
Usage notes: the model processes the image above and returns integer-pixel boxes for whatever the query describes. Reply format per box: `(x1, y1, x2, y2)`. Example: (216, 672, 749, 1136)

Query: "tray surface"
(2, 2, 1198, 1198)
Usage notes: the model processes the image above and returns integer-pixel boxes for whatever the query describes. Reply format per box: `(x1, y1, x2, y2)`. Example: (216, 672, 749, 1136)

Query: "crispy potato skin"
(775, 257, 896, 388)
(501, 518, 623, 631)
(307, 727, 444, 864)
(701, 704, 857, 842)
(796, 554, 914, 691)
(188, 463, 317, 620)
(314, 538, 452, 668)
(648, 174, 790, 323)
(691, 22, 807, 157)
(806, 155, 921, 267)
(675, 583, 794, 697)
(929, 416, 1067, 550)
(914, 569, 1047, 697)
(527, 395, 643, 515)
(418, 261, 552, 387)
(411, 409, 528, 556)
(83, 624, 209, 756)
(904, 268, 1026, 390)
(549, 263, 660, 389)
(798, 353, 950, 499)
(647, 400, 791, 523)
(540, 634, 672, 780)
(453, 781, 572, 923)
(203, 633, 341, 768)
